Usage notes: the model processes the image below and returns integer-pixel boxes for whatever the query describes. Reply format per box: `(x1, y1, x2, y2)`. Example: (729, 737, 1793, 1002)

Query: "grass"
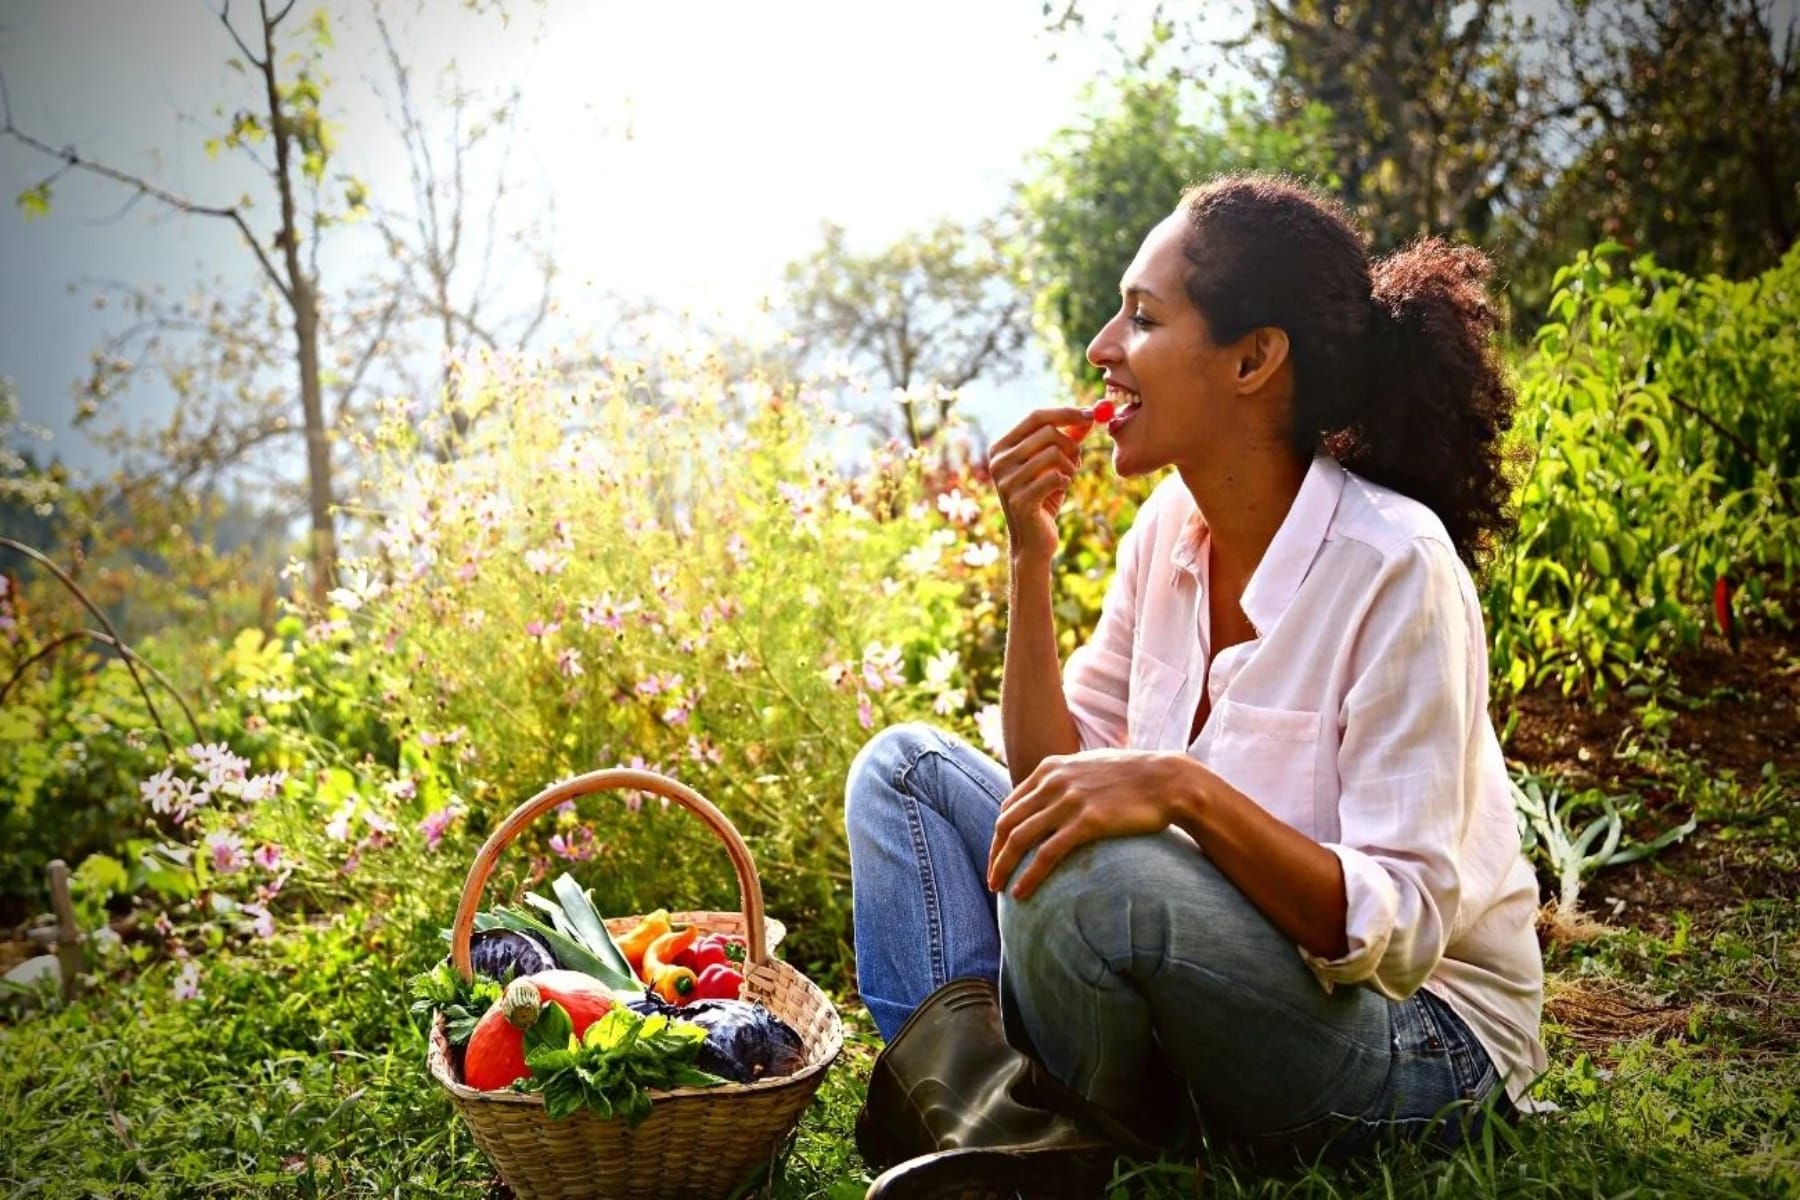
(3, 705, 1797, 1198)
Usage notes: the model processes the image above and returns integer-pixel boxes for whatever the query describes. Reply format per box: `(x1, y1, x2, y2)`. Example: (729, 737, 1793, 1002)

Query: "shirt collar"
(1167, 454, 1348, 635)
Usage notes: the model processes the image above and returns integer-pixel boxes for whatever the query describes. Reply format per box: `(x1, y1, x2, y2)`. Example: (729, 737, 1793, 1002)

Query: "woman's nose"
(1087, 314, 1122, 370)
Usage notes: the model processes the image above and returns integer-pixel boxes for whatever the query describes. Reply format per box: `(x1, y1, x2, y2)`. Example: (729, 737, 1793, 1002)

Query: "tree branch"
(0, 81, 292, 304)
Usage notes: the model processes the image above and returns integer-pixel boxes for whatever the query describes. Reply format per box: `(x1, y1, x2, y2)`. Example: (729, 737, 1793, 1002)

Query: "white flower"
(900, 542, 942, 576)
(974, 704, 1008, 765)
(325, 566, 385, 612)
(860, 642, 905, 693)
(962, 541, 1001, 569)
(924, 650, 964, 716)
(937, 489, 981, 526)
(324, 798, 357, 843)
(231, 771, 288, 803)
(173, 960, 202, 1002)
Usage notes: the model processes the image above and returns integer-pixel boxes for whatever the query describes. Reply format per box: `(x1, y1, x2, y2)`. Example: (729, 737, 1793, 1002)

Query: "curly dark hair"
(1177, 173, 1520, 572)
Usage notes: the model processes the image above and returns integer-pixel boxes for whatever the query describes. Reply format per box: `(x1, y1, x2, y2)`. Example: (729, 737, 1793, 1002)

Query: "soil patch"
(1505, 590, 1799, 937)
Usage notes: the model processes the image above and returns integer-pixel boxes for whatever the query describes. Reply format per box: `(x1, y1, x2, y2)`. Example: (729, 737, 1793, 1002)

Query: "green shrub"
(1488, 243, 1799, 701)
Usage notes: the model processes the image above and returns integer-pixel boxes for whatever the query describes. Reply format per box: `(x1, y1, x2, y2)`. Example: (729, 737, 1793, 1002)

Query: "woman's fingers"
(990, 426, 1083, 483)
(987, 793, 1061, 892)
(990, 407, 1093, 456)
(1006, 826, 1085, 901)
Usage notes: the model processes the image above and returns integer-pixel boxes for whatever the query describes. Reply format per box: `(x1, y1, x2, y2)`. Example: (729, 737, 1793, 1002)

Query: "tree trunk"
(263, 0, 335, 602)
(294, 285, 335, 602)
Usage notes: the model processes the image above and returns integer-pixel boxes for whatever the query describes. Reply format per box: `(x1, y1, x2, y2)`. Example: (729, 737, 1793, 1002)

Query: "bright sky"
(0, 0, 1251, 480)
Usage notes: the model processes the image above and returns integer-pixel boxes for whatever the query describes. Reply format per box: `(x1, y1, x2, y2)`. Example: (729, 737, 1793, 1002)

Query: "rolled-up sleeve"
(1061, 518, 1144, 751)
(1303, 538, 1478, 999)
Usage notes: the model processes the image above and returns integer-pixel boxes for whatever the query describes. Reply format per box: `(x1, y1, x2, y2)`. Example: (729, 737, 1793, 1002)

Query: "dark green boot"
(855, 978, 1163, 1200)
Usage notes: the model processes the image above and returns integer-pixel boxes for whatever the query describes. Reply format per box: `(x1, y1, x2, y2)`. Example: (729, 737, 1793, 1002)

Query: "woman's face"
(1085, 211, 1257, 480)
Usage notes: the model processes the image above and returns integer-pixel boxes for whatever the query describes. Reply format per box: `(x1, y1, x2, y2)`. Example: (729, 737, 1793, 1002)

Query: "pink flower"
(549, 825, 598, 861)
(558, 647, 585, 679)
(524, 619, 562, 643)
(253, 843, 283, 871)
(242, 902, 275, 939)
(206, 830, 246, 876)
(857, 691, 874, 731)
(418, 805, 459, 852)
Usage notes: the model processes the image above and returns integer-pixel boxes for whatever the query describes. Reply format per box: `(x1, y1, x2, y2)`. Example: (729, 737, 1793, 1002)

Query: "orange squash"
(462, 969, 616, 1091)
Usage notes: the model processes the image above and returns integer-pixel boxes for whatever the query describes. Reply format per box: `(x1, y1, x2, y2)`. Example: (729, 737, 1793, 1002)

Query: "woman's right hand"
(988, 407, 1092, 563)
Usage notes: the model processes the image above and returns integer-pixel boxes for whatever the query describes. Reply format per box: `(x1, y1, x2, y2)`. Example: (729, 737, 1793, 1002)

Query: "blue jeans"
(845, 723, 1509, 1158)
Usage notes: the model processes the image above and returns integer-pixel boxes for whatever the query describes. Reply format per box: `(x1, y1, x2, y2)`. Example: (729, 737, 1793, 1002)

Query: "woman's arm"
(1000, 550, 1082, 784)
(1164, 760, 1349, 960)
(987, 407, 1092, 783)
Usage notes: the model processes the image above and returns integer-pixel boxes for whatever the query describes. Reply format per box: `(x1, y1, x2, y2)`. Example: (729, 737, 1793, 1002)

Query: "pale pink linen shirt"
(1062, 454, 1547, 1103)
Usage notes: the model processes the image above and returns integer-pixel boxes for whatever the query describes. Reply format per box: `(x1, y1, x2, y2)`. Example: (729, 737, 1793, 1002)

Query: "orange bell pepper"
(641, 925, 700, 982)
(649, 965, 698, 1004)
(614, 909, 672, 977)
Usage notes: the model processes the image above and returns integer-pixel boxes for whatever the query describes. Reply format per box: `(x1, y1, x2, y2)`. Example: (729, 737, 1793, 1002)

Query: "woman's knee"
(999, 833, 1249, 971)
(844, 722, 940, 838)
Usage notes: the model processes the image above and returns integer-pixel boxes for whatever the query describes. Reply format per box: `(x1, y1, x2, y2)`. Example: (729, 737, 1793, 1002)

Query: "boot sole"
(864, 1143, 1121, 1200)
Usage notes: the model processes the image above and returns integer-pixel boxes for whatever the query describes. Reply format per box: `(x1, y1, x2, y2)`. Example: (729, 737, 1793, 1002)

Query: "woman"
(846, 174, 1546, 1196)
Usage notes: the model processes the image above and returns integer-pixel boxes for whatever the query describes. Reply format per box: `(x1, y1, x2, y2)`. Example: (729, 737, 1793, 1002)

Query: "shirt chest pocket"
(1125, 653, 1184, 750)
(1206, 698, 1322, 829)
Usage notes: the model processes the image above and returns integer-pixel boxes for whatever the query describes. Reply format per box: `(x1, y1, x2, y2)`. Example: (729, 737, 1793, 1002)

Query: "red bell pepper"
(694, 962, 744, 1001)
(691, 933, 746, 973)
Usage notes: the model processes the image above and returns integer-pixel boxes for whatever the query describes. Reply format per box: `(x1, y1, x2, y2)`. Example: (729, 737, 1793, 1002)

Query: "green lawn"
(4, 677, 1796, 1199)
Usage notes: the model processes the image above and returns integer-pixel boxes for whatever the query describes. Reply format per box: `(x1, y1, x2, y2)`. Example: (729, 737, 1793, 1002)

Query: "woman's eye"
(1129, 312, 1155, 330)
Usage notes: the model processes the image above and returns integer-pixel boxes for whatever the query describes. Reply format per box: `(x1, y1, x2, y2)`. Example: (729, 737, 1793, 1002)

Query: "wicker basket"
(427, 768, 843, 1200)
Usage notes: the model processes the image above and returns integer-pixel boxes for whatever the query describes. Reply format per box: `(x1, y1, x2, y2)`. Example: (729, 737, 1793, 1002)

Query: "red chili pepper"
(1714, 575, 1739, 652)
(694, 962, 744, 1001)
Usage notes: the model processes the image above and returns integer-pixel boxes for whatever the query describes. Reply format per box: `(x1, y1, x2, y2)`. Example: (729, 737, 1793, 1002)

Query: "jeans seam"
(898, 788, 948, 990)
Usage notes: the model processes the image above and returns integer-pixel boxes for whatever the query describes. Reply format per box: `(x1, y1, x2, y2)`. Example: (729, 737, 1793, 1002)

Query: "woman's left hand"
(987, 750, 1189, 900)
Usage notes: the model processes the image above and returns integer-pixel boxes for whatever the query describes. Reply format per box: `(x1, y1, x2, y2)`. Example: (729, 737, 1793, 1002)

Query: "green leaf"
(523, 999, 574, 1060)
(549, 873, 636, 981)
(16, 182, 52, 221)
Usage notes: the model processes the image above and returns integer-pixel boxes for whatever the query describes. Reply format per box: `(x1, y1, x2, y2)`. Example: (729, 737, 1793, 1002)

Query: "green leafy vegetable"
(522, 1003, 727, 1124)
(408, 961, 502, 1046)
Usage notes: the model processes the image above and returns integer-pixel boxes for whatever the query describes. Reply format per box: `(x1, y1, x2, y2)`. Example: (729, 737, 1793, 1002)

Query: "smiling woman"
(844, 173, 1546, 1199)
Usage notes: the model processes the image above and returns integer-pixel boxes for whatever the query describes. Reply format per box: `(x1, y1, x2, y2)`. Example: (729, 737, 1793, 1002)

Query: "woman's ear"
(1233, 327, 1291, 394)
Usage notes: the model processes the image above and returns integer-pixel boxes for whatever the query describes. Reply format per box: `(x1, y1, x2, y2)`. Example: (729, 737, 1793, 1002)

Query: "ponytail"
(1179, 175, 1521, 572)
(1333, 240, 1519, 570)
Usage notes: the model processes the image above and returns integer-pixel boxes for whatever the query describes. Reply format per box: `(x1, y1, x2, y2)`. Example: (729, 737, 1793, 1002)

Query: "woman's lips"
(1102, 386, 1141, 433)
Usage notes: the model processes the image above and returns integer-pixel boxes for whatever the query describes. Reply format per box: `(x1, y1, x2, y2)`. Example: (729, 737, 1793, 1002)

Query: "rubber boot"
(855, 977, 1164, 1200)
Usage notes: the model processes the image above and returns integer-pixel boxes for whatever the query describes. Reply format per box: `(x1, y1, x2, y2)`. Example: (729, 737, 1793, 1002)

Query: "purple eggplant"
(460, 928, 557, 981)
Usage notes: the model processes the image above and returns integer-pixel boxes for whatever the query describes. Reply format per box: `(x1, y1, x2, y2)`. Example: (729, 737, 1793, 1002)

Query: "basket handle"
(449, 768, 767, 982)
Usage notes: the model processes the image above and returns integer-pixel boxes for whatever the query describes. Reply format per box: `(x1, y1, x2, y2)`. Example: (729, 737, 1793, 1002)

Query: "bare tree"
(368, 7, 557, 459)
(784, 218, 1029, 449)
(4, 1, 560, 593)
(4, 1, 353, 599)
